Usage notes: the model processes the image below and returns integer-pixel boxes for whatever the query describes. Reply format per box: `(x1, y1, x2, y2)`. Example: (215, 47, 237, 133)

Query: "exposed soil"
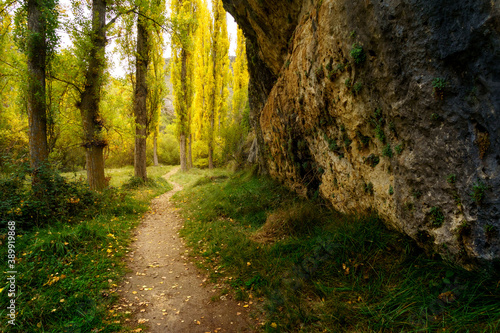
(118, 168, 255, 332)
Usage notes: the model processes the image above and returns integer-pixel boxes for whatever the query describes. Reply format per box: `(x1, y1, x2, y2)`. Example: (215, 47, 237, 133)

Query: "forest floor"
(118, 167, 254, 333)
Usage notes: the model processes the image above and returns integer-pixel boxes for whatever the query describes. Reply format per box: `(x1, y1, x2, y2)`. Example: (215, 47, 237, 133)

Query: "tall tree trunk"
(180, 133, 187, 171)
(188, 133, 193, 169)
(179, 49, 188, 172)
(27, 0, 49, 175)
(153, 131, 159, 166)
(134, 14, 149, 181)
(208, 114, 214, 169)
(209, 46, 217, 170)
(79, 0, 107, 190)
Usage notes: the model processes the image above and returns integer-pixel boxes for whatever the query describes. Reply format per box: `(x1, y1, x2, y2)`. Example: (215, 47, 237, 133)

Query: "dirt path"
(117, 167, 254, 333)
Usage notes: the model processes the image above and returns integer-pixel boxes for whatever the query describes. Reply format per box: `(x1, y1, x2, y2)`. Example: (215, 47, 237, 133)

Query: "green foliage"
(323, 134, 340, 153)
(470, 181, 487, 204)
(364, 181, 374, 195)
(394, 143, 403, 155)
(335, 63, 345, 72)
(382, 143, 393, 158)
(14, 0, 60, 60)
(365, 154, 380, 168)
(350, 43, 366, 64)
(389, 185, 394, 195)
(447, 174, 456, 184)
(353, 81, 363, 94)
(0, 164, 108, 230)
(431, 113, 441, 121)
(432, 77, 448, 90)
(356, 131, 370, 148)
(429, 206, 445, 227)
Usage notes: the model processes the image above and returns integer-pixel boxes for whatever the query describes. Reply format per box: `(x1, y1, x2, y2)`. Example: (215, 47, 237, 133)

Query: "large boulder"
(223, 0, 500, 267)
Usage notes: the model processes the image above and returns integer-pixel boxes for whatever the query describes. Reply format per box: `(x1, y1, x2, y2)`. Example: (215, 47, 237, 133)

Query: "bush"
(0, 164, 117, 230)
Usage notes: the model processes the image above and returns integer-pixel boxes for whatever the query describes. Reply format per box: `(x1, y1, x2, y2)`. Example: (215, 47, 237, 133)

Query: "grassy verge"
(173, 168, 500, 332)
(0, 165, 172, 332)
(62, 164, 175, 188)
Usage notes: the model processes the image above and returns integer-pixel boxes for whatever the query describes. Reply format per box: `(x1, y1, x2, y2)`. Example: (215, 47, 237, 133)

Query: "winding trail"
(118, 167, 253, 332)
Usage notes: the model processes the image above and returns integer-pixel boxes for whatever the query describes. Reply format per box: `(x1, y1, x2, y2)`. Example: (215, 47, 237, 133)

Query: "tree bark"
(79, 0, 107, 191)
(208, 115, 214, 169)
(134, 14, 149, 181)
(208, 2, 218, 170)
(153, 131, 159, 166)
(179, 48, 188, 172)
(188, 133, 193, 169)
(27, 0, 49, 174)
(180, 133, 187, 171)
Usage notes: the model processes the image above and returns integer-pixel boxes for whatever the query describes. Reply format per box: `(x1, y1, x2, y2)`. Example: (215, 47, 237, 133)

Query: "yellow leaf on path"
(271, 322, 277, 328)
(107, 249, 112, 253)
(132, 291, 137, 294)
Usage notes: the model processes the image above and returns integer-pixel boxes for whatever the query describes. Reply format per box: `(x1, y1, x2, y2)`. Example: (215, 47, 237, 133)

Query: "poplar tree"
(206, 0, 229, 169)
(171, 0, 197, 172)
(192, 0, 210, 147)
(148, 24, 167, 167)
(231, 27, 249, 120)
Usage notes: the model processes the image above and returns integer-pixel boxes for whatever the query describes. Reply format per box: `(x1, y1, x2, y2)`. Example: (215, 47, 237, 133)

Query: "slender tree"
(148, 22, 167, 167)
(231, 27, 249, 119)
(171, 0, 197, 172)
(192, 0, 210, 151)
(206, 0, 229, 169)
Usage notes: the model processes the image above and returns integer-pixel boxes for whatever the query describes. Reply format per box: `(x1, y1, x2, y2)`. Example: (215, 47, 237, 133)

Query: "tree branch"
(48, 75, 83, 94)
(104, 7, 137, 31)
(132, 9, 173, 35)
(0, 0, 19, 16)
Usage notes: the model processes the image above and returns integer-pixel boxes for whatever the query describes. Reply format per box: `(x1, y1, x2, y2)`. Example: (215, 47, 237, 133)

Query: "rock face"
(223, 0, 500, 267)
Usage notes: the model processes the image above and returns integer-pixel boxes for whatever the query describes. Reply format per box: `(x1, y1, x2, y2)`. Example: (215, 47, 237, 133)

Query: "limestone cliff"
(223, 0, 500, 267)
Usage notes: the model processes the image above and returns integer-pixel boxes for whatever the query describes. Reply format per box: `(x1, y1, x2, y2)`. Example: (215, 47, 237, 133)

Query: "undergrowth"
(173, 169, 500, 332)
(0, 165, 172, 332)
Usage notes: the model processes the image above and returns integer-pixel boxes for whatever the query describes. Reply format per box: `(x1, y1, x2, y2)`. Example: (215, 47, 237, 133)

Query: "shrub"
(350, 43, 366, 64)
(429, 206, 445, 227)
(470, 181, 487, 204)
(0, 164, 116, 230)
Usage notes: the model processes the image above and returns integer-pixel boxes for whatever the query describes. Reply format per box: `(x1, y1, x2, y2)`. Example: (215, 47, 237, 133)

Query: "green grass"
(61, 164, 174, 188)
(0, 166, 173, 332)
(173, 168, 500, 332)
